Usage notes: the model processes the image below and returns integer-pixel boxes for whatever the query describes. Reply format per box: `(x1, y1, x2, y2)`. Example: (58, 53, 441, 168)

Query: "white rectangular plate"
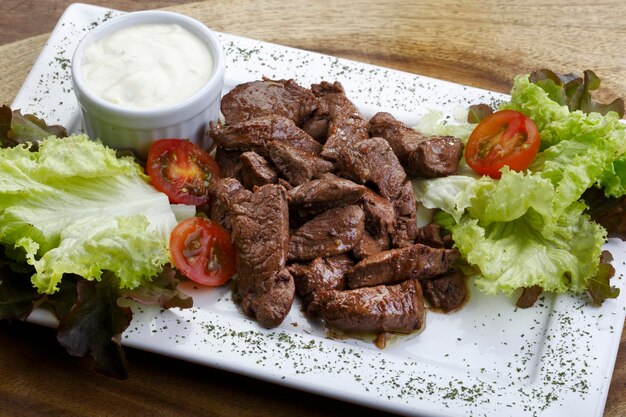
(12, 4, 626, 417)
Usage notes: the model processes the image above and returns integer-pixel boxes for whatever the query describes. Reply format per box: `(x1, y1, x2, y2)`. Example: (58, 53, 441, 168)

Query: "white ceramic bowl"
(71, 11, 224, 158)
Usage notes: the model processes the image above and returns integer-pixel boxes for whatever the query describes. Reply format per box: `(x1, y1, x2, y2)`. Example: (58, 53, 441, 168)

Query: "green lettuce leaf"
(0, 135, 190, 294)
(500, 75, 570, 132)
(416, 170, 606, 295)
(415, 72, 624, 299)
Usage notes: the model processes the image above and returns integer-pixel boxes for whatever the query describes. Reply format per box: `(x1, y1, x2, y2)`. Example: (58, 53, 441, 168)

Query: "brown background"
(1, 1, 625, 416)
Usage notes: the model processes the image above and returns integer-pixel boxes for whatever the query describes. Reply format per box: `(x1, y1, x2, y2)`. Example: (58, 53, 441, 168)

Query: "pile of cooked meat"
(206, 77, 466, 342)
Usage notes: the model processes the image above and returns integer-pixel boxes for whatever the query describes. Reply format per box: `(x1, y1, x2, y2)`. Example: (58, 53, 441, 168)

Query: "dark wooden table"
(1, 1, 625, 416)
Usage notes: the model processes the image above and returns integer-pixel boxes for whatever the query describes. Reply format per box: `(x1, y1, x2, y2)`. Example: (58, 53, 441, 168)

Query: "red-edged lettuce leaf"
(57, 273, 132, 379)
(0, 245, 42, 319)
(515, 285, 543, 309)
(587, 251, 620, 306)
(529, 69, 624, 117)
(0, 265, 42, 320)
(47, 276, 79, 320)
(584, 187, 626, 240)
(0, 105, 67, 149)
(53, 268, 193, 378)
(121, 265, 192, 309)
(467, 103, 494, 123)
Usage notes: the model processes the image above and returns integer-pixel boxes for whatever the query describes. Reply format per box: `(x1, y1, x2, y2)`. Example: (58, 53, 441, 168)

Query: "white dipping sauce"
(81, 23, 214, 110)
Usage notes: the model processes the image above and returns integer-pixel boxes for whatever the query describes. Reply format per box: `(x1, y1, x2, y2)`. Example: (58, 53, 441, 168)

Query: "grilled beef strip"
(288, 205, 365, 261)
(414, 223, 453, 248)
(359, 188, 396, 237)
(369, 111, 464, 178)
(230, 184, 294, 328)
(287, 173, 367, 219)
(267, 140, 334, 186)
(221, 78, 317, 126)
(240, 151, 278, 189)
(208, 115, 323, 156)
(307, 279, 425, 334)
(208, 178, 248, 231)
(390, 180, 419, 248)
(306, 81, 369, 160)
(336, 137, 406, 200)
(347, 243, 460, 289)
(352, 232, 390, 259)
(421, 269, 467, 312)
(288, 254, 352, 303)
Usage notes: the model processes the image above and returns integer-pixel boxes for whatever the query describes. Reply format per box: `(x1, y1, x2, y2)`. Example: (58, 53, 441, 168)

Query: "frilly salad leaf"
(121, 265, 193, 309)
(466, 103, 493, 124)
(57, 273, 132, 379)
(415, 71, 624, 302)
(0, 135, 192, 294)
(419, 170, 606, 295)
(529, 69, 625, 118)
(0, 110, 198, 378)
(0, 105, 67, 149)
(587, 251, 619, 306)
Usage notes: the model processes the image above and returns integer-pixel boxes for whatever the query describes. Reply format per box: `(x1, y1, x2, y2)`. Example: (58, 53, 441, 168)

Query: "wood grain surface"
(1, 1, 625, 416)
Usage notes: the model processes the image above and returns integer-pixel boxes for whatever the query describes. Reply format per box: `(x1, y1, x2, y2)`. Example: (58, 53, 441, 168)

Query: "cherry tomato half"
(465, 110, 540, 179)
(170, 217, 236, 287)
(147, 139, 221, 205)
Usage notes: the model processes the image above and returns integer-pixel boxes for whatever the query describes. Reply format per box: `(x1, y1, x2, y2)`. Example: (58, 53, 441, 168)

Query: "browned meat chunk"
(308, 279, 425, 334)
(390, 181, 419, 248)
(369, 112, 464, 178)
(414, 223, 452, 248)
(208, 116, 322, 156)
(287, 173, 367, 219)
(288, 254, 352, 300)
(359, 189, 396, 238)
(214, 148, 243, 182)
(240, 151, 277, 189)
(406, 136, 464, 178)
(267, 141, 334, 186)
(352, 232, 390, 259)
(208, 178, 248, 231)
(301, 116, 329, 142)
(421, 270, 466, 312)
(347, 243, 460, 289)
(336, 137, 406, 200)
(288, 205, 365, 261)
(230, 184, 294, 328)
(221, 78, 317, 126)
(306, 81, 369, 160)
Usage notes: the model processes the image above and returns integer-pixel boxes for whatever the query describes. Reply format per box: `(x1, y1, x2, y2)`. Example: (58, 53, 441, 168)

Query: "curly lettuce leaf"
(505, 75, 626, 198)
(121, 265, 193, 309)
(0, 135, 190, 294)
(529, 69, 624, 117)
(417, 169, 606, 295)
(0, 105, 67, 149)
(440, 203, 605, 295)
(500, 75, 570, 132)
(57, 273, 132, 379)
(415, 72, 625, 299)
